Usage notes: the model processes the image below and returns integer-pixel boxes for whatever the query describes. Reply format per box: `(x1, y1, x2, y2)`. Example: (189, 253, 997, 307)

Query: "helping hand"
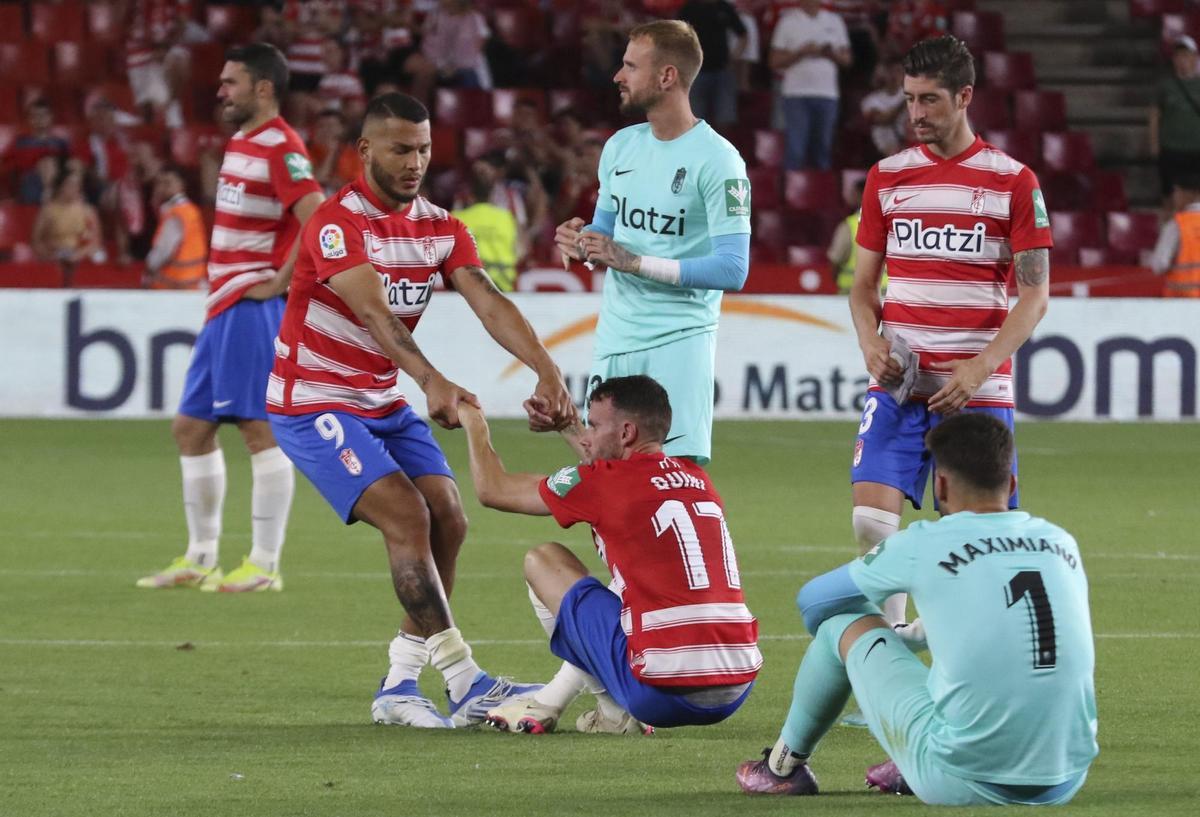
(424, 373, 481, 429)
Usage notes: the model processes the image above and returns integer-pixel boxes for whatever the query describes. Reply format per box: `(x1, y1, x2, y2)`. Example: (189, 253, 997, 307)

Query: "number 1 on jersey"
(653, 500, 741, 591)
(1005, 570, 1057, 669)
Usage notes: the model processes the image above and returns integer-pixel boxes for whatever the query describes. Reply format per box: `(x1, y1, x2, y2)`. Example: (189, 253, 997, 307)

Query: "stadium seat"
(428, 125, 460, 170)
(85, 83, 136, 115)
(753, 209, 786, 252)
(830, 128, 876, 170)
(86, 1, 124, 45)
(753, 129, 785, 168)
(1078, 247, 1124, 267)
(492, 88, 547, 125)
(1130, 0, 1186, 17)
(747, 166, 781, 210)
(0, 4, 24, 43)
(461, 127, 495, 161)
(1105, 211, 1160, 263)
(982, 51, 1036, 91)
(31, 1, 85, 43)
(0, 85, 18, 126)
(1013, 90, 1067, 132)
(784, 170, 839, 211)
(786, 244, 828, 269)
(951, 11, 1005, 54)
(1042, 132, 1095, 172)
(840, 168, 868, 200)
(434, 88, 494, 128)
(0, 262, 65, 289)
(1048, 211, 1103, 264)
(189, 42, 227, 89)
(738, 91, 773, 129)
(206, 5, 260, 43)
(1089, 171, 1129, 212)
(53, 41, 113, 87)
(983, 129, 1041, 169)
(72, 263, 144, 289)
(1040, 171, 1091, 211)
(548, 88, 602, 117)
(783, 209, 842, 246)
(169, 123, 224, 168)
(0, 43, 51, 86)
(1160, 12, 1200, 56)
(493, 6, 543, 51)
(968, 87, 1011, 132)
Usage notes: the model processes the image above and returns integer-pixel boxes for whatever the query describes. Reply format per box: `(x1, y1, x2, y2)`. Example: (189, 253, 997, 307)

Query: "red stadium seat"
(753, 129, 785, 168)
(1078, 247, 1124, 267)
(1048, 211, 1103, 264)
(1089, 171, 1128, 212)
(189, 42, 227, 90)
(1105, 211, 1160, 262)
(460, 127, 495, 161)
(784, 170, 839, 210)
(0, 43, 51, 86)
(748, 166, 781, 210)
(428, 125, 460, 170)
(87, 1, 125, 45)
(0, 4, 24, 43)
(492, 88, 547, 126)
(205, 5, 260, 43)
(983, 129, 1041, 169)
(738, 91, 773, 130)
(0, 203, 38, 253)
(830, 128, 876, 170)
(787, 244, 828, 268)
(1013, 90, 1067, 132)
(951, 11, 1005, 54)
(72, 263, 144, 289)
(85, 83, 136, 115)
(0, 85, 19, 126)
(982, 51, 1036, 91)
(1040, 171, 1091, 211)
(1130, 0, 1186, 17)
(493, 6, 543, 51)
(783, 210, 842, 246)
(434, 88, 494, 128)
(968, 87, 1011, 132)
(31, 1, 85, 43)
(53, 41, 114, 86)
(0, 262, 65, 289)
(0, 123, 15, 158)
(753, 209, 786, 253)
(841, 168, 868, 201)
(170, 123, 224, 168)
(1042, 132, 1095, 172)
(1160, 12, 1200, 56)
(548, 88, 602, 117)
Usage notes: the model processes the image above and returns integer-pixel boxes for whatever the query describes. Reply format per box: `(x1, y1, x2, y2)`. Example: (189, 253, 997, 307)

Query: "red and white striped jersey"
(267, 178, 482, 417)
(857, 136, 1054, 407)
(538, 453, 762, 689)
(207, 117, 322, 320)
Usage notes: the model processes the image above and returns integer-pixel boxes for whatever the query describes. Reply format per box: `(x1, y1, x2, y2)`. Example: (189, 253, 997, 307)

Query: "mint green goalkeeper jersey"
(591, 121, 751, 356)
(849, 511, 1099, 786)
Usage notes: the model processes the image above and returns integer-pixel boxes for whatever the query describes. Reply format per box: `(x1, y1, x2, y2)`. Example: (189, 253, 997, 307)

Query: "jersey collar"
(353, 173, 417, 216)
(919, 133, 985, 166)
(239, 116, 284, 140)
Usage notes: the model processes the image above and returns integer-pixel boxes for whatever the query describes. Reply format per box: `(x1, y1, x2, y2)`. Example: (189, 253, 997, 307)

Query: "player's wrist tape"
(635, 255, 681, 285)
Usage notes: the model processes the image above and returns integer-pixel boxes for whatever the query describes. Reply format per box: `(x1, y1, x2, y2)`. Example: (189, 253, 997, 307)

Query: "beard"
(619, 86, 662, 117)
(222, 99, 255, 128)
(370, 157, 419, 205)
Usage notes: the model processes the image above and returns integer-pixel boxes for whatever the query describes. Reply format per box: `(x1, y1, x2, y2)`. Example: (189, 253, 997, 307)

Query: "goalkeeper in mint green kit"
(552, 19, 750, 464)
(736, 413, 1098, 805)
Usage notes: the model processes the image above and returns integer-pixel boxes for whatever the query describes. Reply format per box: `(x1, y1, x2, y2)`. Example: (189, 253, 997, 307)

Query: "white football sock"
(181, 450, 225, 568)
(528, 583, 557, 638)
(526, 583, 604, 712)
(852, 506, 905, 624)
(427, 627, 483, 702)
(248, 447, 293, 573)
(384, 631, 428, 688)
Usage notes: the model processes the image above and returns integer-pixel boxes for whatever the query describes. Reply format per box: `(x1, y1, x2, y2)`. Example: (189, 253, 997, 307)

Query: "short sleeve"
(442, 215, 484, 277)
(305, 209, 368, 282)
(846, 528, 918, 606)
(700, 144, 752, 238)
(537, 464, 602, 529)
(856, 165, 887, 252)
(1008, 167, 1054, 253)
(269, 143, 323, 210)
(832, 14, 850, 48)
(770, 15, 794, 49)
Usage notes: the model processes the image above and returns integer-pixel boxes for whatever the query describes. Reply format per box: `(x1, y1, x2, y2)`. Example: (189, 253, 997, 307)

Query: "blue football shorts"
(586, 331, 716, 464)
(268, 404, 454, 523)
(850, 390, 1019, 509)
(549, 576, 753, 729)
(177, 297, 285, 423)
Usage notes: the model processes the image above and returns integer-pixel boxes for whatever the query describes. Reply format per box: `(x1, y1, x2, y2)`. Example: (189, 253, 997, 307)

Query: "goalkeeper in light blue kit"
(736, 413, 1098, 805)
(552, 19, 751, 465)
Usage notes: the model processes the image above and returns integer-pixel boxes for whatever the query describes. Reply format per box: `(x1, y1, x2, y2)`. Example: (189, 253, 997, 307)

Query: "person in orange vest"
(144, 166, 208, 289)
(1150, 173, 1200, 298)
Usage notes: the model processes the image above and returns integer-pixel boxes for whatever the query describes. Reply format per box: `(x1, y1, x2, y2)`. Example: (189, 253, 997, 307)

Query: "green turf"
(1, 419, 1196, 816)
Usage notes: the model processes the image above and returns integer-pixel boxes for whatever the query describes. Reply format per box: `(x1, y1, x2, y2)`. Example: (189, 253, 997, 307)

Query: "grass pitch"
(1, 419, 1196, 816)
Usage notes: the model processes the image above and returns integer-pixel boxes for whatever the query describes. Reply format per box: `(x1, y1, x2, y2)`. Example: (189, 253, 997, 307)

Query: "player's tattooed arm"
(1014, 248, 1049, 287)
(457, 265, 506, 298)
(577, 232, 641, 273)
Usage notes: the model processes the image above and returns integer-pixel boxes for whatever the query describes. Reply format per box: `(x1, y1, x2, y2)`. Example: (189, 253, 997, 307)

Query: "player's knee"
(171, 415, 216, 454)
(523, 542, 566, 582)
(378, 502, 432, 554)
(429, 495, 468, 548)
(852, 506, 901, 553)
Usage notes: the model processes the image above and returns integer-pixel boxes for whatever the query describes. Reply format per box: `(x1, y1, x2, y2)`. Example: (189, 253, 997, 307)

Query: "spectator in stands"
(350, 1, 436, 104)
(882, 0, 948, 59)
(5, 100, 71, 206)
(455, 150, 548, 269)
(308, 109, 360, 194)
(144, 166, 208, 290)
(453, 165, 523, 291)
(31, 168, 105, 267)
(501, 99, 562, 196)
(124, 0, 207, 127)
(316, 38, 368, 122)
(553, 136, 604, 228)
(581, 0, 642, 90)
(1150, 35, 1200, 207)
(730, 0, 762, 93)
(282, 0, 348, 126)
(770, 0, 852, 170)
(827, 178, 867, 294)
(1150, 173, 1200, 298)
(861, 58, 907, 157)
(677, 0, 747, 129)
(830, 0, 882, 83)
(421, 0, 492, 90)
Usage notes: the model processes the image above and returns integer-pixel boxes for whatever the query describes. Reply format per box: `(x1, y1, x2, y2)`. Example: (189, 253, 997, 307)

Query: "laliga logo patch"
(339, 447, 362, 476)
(854, 438, 864, 467)
(319, 224, 347, 259)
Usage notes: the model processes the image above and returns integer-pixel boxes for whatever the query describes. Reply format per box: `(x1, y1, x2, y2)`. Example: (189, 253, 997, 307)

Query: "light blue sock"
(778, 615, 859, 755)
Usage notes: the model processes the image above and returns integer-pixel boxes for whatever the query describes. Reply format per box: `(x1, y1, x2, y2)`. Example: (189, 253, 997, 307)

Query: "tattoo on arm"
(1014, 248, 1049, 287)
(389, 558, 452, 634)
(461, 265, 504, 297)
(386, 315, 435, 385)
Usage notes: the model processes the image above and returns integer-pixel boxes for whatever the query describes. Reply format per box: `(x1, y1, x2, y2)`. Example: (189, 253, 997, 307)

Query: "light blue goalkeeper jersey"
(848, 511, 1099, 786)
(591, 121, 751, 356)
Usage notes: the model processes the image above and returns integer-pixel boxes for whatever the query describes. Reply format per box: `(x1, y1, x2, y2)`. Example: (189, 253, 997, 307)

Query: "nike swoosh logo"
(865, 637, 887, 659)
(614, 169, 635, 176)
(213, 400, 233, 409)
(663, 435, 684, 444)
(892, 195, 917, 206)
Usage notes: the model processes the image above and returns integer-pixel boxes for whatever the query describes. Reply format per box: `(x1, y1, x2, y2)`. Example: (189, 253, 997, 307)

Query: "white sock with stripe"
(248, 447, 294, 573)
(526, 583, 606, 713)
(384, 631, 428, 689)
(181, 450, 225, 568)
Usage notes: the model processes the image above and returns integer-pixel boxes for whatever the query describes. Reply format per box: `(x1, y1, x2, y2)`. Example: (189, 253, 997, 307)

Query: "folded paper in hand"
(885, 335, 920, 405)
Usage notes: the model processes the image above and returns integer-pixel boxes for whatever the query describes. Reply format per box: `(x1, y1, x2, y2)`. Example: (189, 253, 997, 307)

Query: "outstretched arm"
(459, 404, 553, 516)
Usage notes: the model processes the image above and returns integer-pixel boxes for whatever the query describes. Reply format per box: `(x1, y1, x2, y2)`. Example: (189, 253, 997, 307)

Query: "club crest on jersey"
(319, 224, 347, 259)
(546, 466, 581, 497)
(724, 178, 751, 216)
(893, 218, 986, 254)
(970, 187, 986, 215)
(339, 447, 362, 476)
(671, 167, 687, 194)
(853, 438, 864, 467)
(422, 236, 437, 265)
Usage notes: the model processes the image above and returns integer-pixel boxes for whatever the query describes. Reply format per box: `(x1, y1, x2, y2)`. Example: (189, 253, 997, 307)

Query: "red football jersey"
(268, 177, 481, 417)
(206, 117, 322, 321)
(538, 452, 762, 688)
(857, 136, 1054, 407)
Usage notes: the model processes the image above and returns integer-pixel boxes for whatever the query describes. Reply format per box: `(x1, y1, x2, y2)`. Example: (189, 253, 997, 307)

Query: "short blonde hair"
(629, 20, 703, 90)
